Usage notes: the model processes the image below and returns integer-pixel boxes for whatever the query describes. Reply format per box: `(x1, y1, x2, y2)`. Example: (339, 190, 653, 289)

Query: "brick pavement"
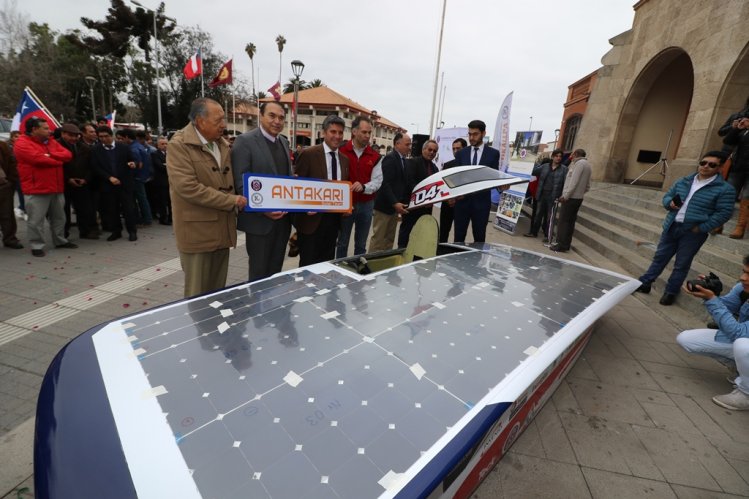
(1, 213, 748, 498)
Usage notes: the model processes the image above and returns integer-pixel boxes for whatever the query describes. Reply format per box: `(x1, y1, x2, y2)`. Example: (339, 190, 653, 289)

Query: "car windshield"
(443, 167, 516, 189)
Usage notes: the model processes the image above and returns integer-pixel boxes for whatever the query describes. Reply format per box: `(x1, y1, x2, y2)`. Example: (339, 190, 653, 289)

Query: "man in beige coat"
(168, 98, 247, 297)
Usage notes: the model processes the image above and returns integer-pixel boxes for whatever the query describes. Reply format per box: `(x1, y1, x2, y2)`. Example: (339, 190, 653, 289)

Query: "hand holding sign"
(243, 174, 352, 213)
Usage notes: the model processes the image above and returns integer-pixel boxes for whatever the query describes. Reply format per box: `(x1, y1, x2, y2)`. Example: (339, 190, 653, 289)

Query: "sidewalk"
(1, 213, 747, 498)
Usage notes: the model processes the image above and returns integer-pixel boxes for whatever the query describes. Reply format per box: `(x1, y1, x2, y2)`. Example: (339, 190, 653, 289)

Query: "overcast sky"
(22, 0, 635, 142)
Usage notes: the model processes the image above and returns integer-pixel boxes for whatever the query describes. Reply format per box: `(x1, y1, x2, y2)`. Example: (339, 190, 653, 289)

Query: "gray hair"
(322, 114, 345, 131)
(422, 139, 438, 150)
(188, 98, 220, 124)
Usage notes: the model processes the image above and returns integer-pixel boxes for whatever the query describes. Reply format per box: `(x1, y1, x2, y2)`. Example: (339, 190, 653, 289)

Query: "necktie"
(330, 151, 337, 180)
(472, 147, 479, 165)
(400, 155, 406, 171)
(206, 142, 214, 151)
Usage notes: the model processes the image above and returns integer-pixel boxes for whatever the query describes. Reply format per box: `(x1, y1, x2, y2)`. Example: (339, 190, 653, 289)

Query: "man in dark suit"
(453, 119, 500, 243)
(399, 139, 439, 247)
(294, 115, 349, 266)
(232, 101, 293, 281)
(90, 126, 138, 241)
(150, 136, 171, 225)
(439, 138, 467, 243)
(370, 132, 412, 252)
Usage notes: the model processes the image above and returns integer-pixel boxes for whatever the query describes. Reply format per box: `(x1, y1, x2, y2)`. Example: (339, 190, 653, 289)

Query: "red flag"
(209, 59, 233, 88)
(183, 49, 202, 80)
(267, 81, 281, 101)
(11, 87, 60, 132)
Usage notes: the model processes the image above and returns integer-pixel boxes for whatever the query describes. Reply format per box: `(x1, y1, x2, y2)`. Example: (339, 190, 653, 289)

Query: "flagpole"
(232, 55, 236, 133)
(428, 0, 447, 137)
(200, 46, 205, 97)
(25, 86, 61, 127)
(257, 66, 261, 124)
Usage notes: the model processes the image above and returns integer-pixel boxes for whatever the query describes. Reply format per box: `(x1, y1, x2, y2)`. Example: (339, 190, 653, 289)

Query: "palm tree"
(308, 79, 324, 88)
(283, 77, 308, 94)
(275, 35, 286, 85)
(244, 42, 256, 99)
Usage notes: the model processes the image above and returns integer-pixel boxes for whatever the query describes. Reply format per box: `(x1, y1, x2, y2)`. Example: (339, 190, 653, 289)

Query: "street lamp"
(410, 123, 420, 134)
(528, 116, 533, 131)
(85, 76, 97, 122)
(131, 0, 175, 137)
(290, 59, 305, 150)
(554, 128, 560, 148)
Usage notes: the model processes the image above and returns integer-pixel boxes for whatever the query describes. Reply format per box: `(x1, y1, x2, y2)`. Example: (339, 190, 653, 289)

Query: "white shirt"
(323, 142, 341, 180)
(470, 143, 485, 165)
(675, 174, 716, 222)
(195, 128, 221, 166)
(352, 145, 384, 194)
(259, 125, 277, 143)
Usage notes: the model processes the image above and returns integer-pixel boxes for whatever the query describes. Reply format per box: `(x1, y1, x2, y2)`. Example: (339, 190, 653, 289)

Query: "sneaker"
(549, 244, 568, 252)
(31, 249, 45, 257)
(659, 293, 676, 306)
(636, 283, 651, 294)
(14, 207, 25, 220)
(712, 388, 749, 410)
(55, 242, 78, 249)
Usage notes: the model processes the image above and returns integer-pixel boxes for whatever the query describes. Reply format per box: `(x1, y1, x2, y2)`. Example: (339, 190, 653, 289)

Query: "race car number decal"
(411, 180, 447, 206)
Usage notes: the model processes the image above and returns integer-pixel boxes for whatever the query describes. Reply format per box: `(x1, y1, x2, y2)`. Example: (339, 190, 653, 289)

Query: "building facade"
(574, 0, 749, 188)
(558, 71, 597, 154)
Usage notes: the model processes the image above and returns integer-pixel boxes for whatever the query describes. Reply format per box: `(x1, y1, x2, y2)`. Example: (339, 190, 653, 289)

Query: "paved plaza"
(1, 212, 748, 498)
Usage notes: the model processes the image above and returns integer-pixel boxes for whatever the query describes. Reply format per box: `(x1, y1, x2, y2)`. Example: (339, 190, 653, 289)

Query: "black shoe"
(128, 232, 138, 242)
(80, 234, 100, 240)
(523, 232, 537, 238)
(636, 283, 651, 294)
(659, 293, 676, 306)
(550, 244, 568, 252)
(159, 218, 172, 226)
(55, 242, 78, 249)
(32, 249, 45, 257)
(4, 241, 23, 249)
(107, 232, 122, 242)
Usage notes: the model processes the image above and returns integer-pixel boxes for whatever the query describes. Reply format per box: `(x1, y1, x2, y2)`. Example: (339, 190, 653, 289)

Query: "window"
(562, 115, 582, 151)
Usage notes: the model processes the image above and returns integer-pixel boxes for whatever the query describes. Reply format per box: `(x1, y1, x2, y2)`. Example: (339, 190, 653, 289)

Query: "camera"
(686, 272, 723, 296)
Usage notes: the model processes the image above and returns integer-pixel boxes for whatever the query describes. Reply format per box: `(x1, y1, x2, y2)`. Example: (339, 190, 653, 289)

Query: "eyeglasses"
(699, 160, 721, 168)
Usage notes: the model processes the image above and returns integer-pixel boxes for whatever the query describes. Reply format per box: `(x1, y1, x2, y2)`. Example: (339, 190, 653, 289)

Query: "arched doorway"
(611, 48, 694, 187)
(706, 41, 749, 152)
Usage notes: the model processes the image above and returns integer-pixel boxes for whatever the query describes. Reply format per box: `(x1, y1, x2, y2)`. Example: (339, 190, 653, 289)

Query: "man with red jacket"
(14, 117, 76, 257)
(336, 116, 382, 258)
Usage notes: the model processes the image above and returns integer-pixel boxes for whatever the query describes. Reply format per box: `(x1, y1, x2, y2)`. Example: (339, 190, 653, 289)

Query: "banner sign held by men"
(243, 174, 352, 213)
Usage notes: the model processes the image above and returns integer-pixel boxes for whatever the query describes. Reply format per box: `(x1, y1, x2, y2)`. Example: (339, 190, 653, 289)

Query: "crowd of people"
(0, 116, 172, 257)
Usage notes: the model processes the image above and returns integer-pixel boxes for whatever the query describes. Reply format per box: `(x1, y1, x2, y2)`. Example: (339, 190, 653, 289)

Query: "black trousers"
(398, 208, 432, 248)
(150, 183, 172, 222)
(244, 217, 291, 282)
(529, 196, 554, 237)
(298, 214, 340, 266)
(101, 185, 137, 235)
(453, 192, 491, 243)
(65, 184, 96, 237)
(555, 198, 583, 250)
(439, 203, 454, 243)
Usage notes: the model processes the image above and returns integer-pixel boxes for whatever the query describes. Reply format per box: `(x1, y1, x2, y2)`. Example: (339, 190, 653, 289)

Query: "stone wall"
(576, 0, 749, 189)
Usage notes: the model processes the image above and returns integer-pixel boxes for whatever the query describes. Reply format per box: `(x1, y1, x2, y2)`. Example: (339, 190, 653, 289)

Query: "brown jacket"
(167, 123, 241, 253)
(0, 141, 18, 185)
(293, 144, 349, 234)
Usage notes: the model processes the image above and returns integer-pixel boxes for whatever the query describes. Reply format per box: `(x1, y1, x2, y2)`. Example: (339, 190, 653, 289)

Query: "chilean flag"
(11, 87, 59, 132)
(183, 49, 202, 80)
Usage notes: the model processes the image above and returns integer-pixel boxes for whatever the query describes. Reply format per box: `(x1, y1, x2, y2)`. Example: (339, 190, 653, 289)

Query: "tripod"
(630, 129, 673, 185)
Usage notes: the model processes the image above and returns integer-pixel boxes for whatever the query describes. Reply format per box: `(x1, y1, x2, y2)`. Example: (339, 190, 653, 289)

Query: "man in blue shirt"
(678, 255, 749, 410)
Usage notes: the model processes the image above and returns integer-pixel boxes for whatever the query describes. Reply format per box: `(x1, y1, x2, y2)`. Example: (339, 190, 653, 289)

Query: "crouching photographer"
(677, 256, 749, 410)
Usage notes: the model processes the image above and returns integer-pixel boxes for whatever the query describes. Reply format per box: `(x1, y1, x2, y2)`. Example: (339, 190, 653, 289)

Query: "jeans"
(336, 199, 374, 258)
(677, 329, 749, 394)
(133, 181, 152, 224)
(639, 222, 708, 295)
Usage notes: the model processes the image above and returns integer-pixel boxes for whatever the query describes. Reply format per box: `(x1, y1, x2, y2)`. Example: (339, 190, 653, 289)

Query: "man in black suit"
(231, 101, 293, 281)
(370, 132, 412, 252)
(453, 120, 500, 243)
(90, 126, 138, 241)
(151, 136, 171, 225)
(398, 139, 439, 247)
(439, 138, 467, 243)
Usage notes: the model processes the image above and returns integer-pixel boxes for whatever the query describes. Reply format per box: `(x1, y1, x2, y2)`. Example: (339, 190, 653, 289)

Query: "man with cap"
(13, 117, 76, 256)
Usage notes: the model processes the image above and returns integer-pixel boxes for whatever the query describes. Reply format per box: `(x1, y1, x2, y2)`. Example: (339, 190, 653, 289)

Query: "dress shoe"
(107, 232, 122, 242)
(55, 242, 78, 249)
(128, 232, 138, 242)
(523, 232, 537, 238)
(659, 293, 676, 306)
(635, 283, 651, 294)
(32, 249, 45, 257)
(4, 241, 23, 249)
(549, 244, 568, 252)
(159, 218, 172, 226)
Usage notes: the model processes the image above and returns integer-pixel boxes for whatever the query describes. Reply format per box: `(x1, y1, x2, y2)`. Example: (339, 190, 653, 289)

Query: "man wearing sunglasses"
(636, 151, 735, 306)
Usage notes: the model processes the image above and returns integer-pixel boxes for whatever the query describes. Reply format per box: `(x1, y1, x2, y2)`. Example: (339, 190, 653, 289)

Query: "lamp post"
(410, 123, 420, 134)
(131, 0, 175, 137)
(85, 76, 97, 121)
(290, 59, 305, 150)
(528, 116, 533, 132)
(554, 128, 560, 149)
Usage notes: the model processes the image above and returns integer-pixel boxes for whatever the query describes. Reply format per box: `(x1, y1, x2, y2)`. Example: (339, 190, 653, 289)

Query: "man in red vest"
(337, 116, 382, 258)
